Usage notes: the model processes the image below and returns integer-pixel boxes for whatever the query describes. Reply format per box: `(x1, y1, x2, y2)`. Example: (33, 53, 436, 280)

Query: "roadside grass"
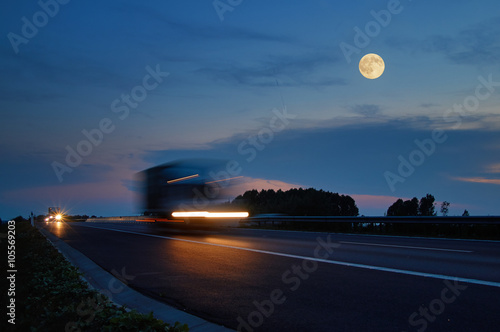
(1, 221, 188, 332)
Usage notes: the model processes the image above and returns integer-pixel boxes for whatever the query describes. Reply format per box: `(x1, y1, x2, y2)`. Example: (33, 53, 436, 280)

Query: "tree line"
(386, 194, 437, 216)
(231, 189, 470, 217)
(231, 188, 359, 216)
(386, 194, 469, 216)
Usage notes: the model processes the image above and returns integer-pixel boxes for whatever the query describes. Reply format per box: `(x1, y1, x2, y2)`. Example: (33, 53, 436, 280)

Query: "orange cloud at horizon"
(224, 177, 304, 197)
(453, 177, 500, 185)
(486, 163, 500, 174)
(349, 194, 404, 210)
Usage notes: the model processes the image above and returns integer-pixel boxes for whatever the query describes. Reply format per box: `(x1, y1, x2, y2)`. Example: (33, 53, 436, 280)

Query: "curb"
(38, 226, 234, 332)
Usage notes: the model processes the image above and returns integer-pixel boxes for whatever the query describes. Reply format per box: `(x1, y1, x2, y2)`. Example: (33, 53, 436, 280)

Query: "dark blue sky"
(1, 0, 499, 218)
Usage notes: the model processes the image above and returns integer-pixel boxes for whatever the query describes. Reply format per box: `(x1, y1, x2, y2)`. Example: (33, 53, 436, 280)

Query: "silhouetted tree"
(387, 199, 403, 216)
(387, 194, 438, 216)
(440, 201, 450, 216)
(462, 209, 470, 216)
(419, 194, 436, 216)
(387, 197, 419, 216)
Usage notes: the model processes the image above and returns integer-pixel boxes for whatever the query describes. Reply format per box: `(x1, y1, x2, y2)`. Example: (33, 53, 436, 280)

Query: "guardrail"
(86, 216, 140, 222)
(241, 216, 500, 239)
(244, 216, 500, 225)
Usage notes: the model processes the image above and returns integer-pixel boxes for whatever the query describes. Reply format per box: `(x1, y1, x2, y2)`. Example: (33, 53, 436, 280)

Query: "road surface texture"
(42, 221, 500, 332)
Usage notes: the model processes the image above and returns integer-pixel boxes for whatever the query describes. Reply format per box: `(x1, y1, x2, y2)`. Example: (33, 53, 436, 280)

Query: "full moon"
(359, 53, 385, 79)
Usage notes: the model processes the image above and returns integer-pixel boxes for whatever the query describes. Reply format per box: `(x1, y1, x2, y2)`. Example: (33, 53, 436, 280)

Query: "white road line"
(339, 241, 473, 253)
(77, 224, 500, 288)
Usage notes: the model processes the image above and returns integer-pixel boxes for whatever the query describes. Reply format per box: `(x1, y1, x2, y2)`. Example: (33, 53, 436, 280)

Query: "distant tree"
(440, 201, 450, 216)
(387, 194, 438, 216)
(387, 197, 419, 216)
(387, 199, 403, 216)
(407, 197, 420, 216)
(418, 194, 436, 216)
(13, 216, 27, 222)
(462, 209, 470, 216)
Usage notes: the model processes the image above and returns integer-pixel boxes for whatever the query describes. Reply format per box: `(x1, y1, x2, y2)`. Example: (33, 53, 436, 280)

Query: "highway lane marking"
(76, 224, 500, 288)
(339, 241, 473, 253)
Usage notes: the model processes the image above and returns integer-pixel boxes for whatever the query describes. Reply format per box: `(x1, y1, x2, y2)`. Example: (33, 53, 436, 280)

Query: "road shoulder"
(38, 226, 233, 332)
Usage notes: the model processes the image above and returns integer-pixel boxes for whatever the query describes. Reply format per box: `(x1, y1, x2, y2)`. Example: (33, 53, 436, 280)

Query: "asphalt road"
(42, 221, 500, 331)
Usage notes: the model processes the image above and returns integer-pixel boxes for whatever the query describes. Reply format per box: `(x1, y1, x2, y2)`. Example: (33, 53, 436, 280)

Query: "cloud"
(349, 104, 382, 117)
(180, 23, 294, 44)
(349, 194, 402, 210)
(225, 177, 304, 198)
(445, 17, 500, 65)
(197, 53, 345, 88)
(113, 3, 295, 44)
(0, 44, 133, 105)
(387, 16, 500, 66)
(419, 103, 440, 109)
(486, 163, 500, 173)
(453, 177, 500, 185)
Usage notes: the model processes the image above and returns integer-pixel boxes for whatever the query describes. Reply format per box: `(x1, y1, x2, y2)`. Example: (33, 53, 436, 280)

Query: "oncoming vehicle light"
(55, 214, 62, 221)
(172, 211, 249, 218)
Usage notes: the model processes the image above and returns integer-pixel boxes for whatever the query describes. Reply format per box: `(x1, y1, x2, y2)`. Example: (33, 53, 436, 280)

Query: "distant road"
(43, 222, 500, 331)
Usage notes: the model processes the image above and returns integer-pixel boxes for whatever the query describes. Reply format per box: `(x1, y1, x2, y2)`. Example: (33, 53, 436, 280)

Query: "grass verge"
(1, 220, 188, 331)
